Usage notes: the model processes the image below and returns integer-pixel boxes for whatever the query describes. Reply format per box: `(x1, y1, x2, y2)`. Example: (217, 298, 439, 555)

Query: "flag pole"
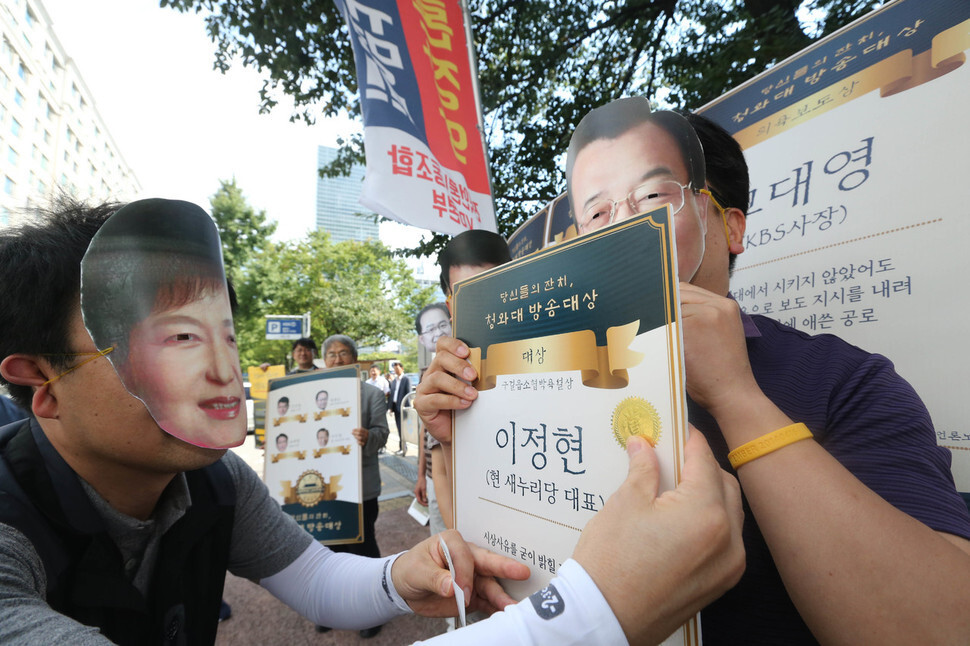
(457, 0, 497, 232)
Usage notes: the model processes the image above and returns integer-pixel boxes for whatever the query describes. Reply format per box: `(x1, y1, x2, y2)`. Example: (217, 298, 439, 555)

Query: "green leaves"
(210, 178, 276, 295)
(209, 181, 436, 367)
(169, 0, 881, 260)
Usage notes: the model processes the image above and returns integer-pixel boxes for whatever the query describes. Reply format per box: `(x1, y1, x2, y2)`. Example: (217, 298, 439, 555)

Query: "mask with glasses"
(575, 176, 710, 283)
(420, 320, 452, 337)
(578, 178, 700, 232)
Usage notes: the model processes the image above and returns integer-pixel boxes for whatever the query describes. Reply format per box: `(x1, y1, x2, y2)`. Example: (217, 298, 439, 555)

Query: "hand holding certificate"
(446, 208, 700, 643)
(415, 342, 745, 644)
(574, 430, 744, 646)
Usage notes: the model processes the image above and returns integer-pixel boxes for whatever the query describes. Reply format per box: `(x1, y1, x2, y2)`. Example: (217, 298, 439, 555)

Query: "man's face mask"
(568, 102, 709, 283)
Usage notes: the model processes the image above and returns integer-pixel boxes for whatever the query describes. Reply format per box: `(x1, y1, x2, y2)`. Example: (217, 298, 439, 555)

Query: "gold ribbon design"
(735, 19, 969, 149)
(312, 444, 354, 458)
(314, 408, 352, 421)
(467, 320, 644, 391)
(271, 450, 308, 463)
(273, 413, 310, 427)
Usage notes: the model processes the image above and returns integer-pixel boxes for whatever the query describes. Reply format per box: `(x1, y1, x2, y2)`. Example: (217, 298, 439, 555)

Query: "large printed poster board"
(452, 208, 697, 645)
(697, 0, 970, 491)
(264, 366, 364, 544)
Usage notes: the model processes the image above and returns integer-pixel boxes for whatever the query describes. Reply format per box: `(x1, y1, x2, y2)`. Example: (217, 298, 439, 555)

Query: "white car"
(244, 382, 255, 434)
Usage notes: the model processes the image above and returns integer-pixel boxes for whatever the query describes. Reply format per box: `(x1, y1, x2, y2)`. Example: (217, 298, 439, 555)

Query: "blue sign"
(266, 317, 304, 340)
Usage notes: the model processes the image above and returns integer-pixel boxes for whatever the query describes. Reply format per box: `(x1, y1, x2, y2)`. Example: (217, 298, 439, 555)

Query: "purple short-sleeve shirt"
(697, 312, 970, 644)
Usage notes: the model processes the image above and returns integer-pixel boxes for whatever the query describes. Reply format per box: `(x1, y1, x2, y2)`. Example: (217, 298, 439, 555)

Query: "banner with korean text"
(334, 0, 496, 235)
(697, 0, 970, 490)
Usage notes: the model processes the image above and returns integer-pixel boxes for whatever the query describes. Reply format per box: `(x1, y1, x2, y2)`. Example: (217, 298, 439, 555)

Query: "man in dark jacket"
(388, 361, 411, 455)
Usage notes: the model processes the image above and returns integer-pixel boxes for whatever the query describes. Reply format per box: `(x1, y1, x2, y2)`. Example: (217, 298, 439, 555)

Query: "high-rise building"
(315, 145, 379, 243)
(402, 253, 442, 299)
(0, 0, 140, 228)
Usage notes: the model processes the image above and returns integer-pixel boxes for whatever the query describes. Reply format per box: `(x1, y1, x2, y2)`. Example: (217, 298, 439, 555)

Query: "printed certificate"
(453, 207, 696, 644)
(264, 365, 364, 545)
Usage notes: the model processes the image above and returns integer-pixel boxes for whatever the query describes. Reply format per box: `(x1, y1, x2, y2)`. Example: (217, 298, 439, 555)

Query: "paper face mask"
(416, 303, 453, 353)
(80, 198, 247, 449)
(567, 100, 709, 283)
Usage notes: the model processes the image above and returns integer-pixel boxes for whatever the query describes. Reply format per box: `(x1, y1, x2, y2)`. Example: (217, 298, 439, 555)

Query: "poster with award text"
(452, 207, 696, 645)
(696, 0, 970, 493)
(265, 366, 364, 545)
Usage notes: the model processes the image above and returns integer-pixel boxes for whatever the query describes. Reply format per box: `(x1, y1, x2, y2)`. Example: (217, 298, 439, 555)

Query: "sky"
(41, 0, 424, 248)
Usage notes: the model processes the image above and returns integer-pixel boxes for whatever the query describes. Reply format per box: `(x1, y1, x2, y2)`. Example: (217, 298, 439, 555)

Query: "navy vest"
(0, 420, 236, 645)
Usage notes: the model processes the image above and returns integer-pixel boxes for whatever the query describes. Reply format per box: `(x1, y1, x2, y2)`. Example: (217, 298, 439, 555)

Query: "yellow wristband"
(728, 423, 813, 470)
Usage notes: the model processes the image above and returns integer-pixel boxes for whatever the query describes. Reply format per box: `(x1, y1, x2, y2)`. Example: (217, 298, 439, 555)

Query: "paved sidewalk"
(215, 497, 447, 645)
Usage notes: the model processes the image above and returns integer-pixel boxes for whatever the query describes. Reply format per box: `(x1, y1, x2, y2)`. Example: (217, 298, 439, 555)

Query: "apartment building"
(0, 0, 139, 227)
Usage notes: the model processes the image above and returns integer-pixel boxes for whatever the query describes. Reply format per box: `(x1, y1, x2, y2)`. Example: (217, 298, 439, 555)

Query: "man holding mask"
(418, 97, 970, 644)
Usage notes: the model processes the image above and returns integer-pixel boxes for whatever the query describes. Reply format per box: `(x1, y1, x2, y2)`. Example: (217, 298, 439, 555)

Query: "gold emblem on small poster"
(295, 470, 326, 507)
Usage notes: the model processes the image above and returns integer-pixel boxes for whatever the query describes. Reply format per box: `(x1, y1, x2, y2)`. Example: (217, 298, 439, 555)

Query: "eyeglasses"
(697, 188, 732, 247)
(578, 178, 699, 232)
(40, 346, 114, 386)
(324, 350, 353, 360)
(420, 320, 451, 336)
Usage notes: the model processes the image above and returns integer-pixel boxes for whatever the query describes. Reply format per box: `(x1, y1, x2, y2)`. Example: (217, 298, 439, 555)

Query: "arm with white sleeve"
(420, 432, 745, 646)
(236, 420, 743, 643)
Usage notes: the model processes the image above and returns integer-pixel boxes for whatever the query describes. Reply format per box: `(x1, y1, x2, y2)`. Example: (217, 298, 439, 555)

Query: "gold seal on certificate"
(295, 470, 325, 507)
(612, 396, 662, 448)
